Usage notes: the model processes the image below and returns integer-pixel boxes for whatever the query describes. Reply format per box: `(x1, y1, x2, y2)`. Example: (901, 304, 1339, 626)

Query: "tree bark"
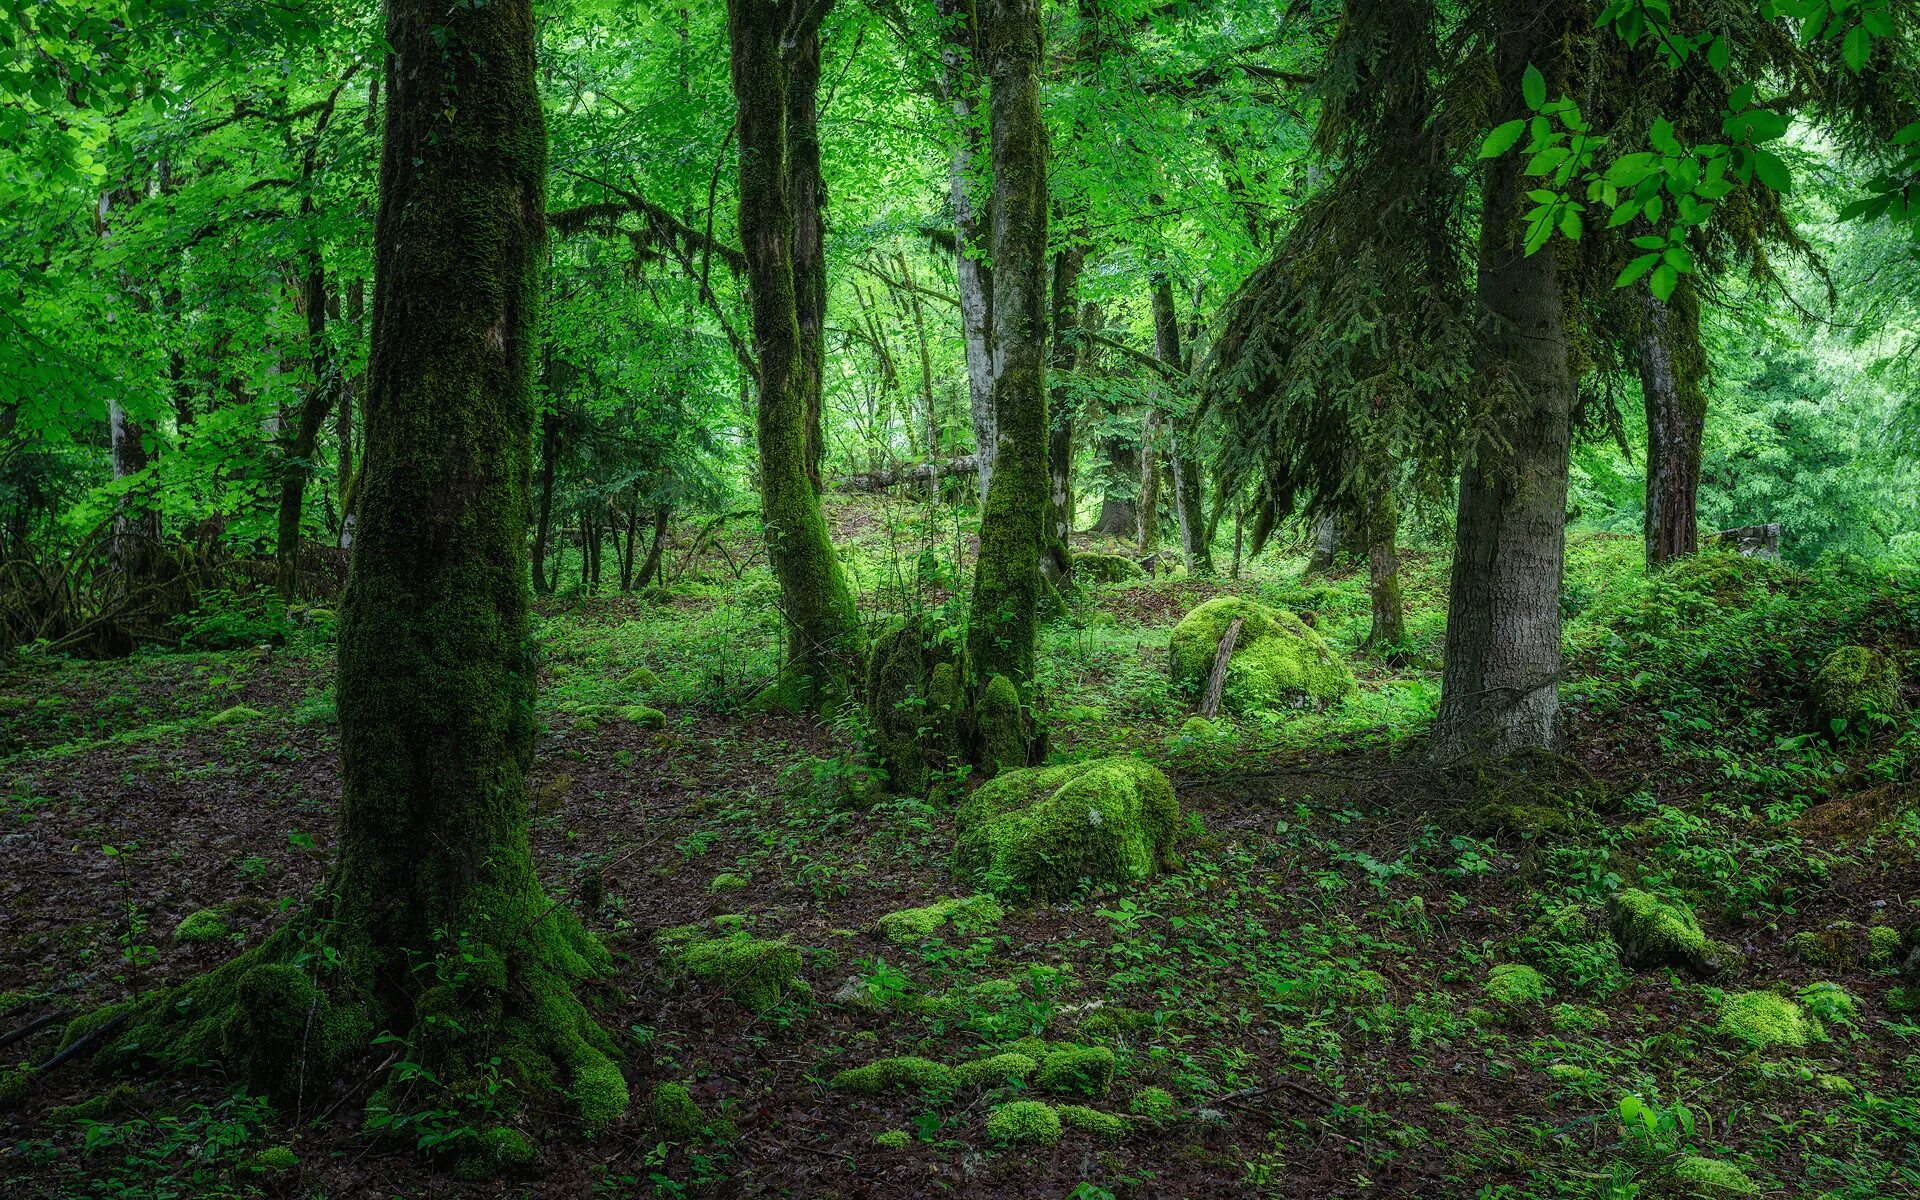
(337, 277, 363, 550)
(1152, 274, 1210, 574)
(636, 503, 671, 588)
(966, 0, 1048, 707)
(937, 0, 996, 504)
(1094, 439, 1139, 536)
(729, 0, 860, 701)
(1638, 285, 1705, 568)
(1432, 5, 1576, 763)
(1042, 243, 1085, 584)
(275, 264, 336, 599)
(1137, 409, 1164, 555)
(1363, 485, 1406, 647)
(788, 14, 829, 490)
(532, 410, 559, 594)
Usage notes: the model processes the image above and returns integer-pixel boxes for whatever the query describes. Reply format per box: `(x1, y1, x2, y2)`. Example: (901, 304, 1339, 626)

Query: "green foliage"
(953, 757, 1179, 901)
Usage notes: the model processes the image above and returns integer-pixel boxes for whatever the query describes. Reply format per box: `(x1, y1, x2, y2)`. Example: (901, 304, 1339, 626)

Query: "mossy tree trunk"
(728, 0, 860, 703)
(1431, 2, 1576, 763)
(76, 0, 629, 1152)
(1042, 242, 1085, 586)
(1153, 273, 1210, 574)
(788, 14, 829, 492)
(1362, 484, 1406, 647)
(274, 261, 336, 599)
(1638, 284, 1706, 568)
(965, 0, 1048, 769)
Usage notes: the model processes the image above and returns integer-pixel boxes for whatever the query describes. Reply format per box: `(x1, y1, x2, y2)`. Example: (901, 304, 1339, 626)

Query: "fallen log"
(838, 455, 980, 492)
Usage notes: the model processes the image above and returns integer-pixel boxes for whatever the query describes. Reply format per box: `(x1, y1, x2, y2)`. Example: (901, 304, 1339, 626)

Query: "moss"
(864, 618, 962, 795)
(1545, 1064, 1595, 1085)
(454, 1128, 532, 1180)
(985, 1099, 1061, 1147)
(1814, 1072, 1854, 1094)
(172, 907, 232, 944)
(48, 1084, 139, 1124)
(1076, 1005, 1154, 1040)
(620, 666, 660, 695)
(1035, 1044, 1114, 1097)
(666, 933, 806, 1013)
(1788, 923, 1859, 969)
(240, 1146, 301, 1176)
(1457, 749, 1605, 837)
(954, 1051, 1039, 1088)
(1128, 1086, 1177, 1125)
(1550, 1003, 1609, 1032)
(874, 1128, 912, 1148)
(580, 703, 665, 728)
(973, 672, 1030, 776)
(207, 705, 265, 727)
(1072, 552, 1145, 584)
(1484, 963, 1549, 1007)
(1810, 644, 1902, 739)
(569, 1048, 628, 1127)
(875, 894, 1005, 943)
(1057, 1103, 1129, 1140)
(649, 1082, 707, 1139)
(0, 1068, 30, 1112)
(1715, 991, 1816, 1049)
(709, 873, 750, 892)
(1869, 924, 1903, 969)
(1168, 596, 1355, 715)
(831, 1056, 958, 1095)
(954, 757, 1179, 901)
(1608, 889, 1728, 977)
(1670, 1155, 1759, 1197)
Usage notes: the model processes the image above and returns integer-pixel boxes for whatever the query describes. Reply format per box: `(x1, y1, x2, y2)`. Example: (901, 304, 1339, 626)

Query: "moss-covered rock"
(0, 1067, 30, 1112)
(1788, 922, 1861, 969)
(708, 873, 749, 893)
(619, 666, 660, 696)
(1073, 552, 1146, 584)
(454, 1128, 532, 1180)
(954, 1051, 1039, 1088)
(875, 894, 1005, 943)
(208, 705, 265, 727)
(1035, 1044, 1115, 1097)
(1670, 1155, 1759, 1197)
(864, 618, 963, 795)
(830, 1056, 958, 1095)
(985, 1099, 1061, 1147)
(1868, 924, 1903, 969)
(240, 1145, 302, 1177)
(648, 1082, 707, 1139)
(874, 1128, 912, 1149)
(1484, 963, 1550, 1007)
(48, 1084, 140, 1124)
(955, 757, 1177, 901)
(1715, 991, 1816, 1049)
(172, 907, 232, 943)
(1810, 645, 1903, 739)
(1608, 889, 1728, 977)
(664, 933, 806, 1013)
(1057, 1103, 1129, 1140)
(1168, 596, 1355, 715)
(973, 673, 1030, 776)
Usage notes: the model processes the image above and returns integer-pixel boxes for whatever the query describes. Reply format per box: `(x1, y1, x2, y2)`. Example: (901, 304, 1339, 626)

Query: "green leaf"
(1707, 35, 1730, 71)
(1649, 263, 1678, 301)
(1615, 253, 1659, 288)
(1522, 63, 1547, 111)
(1662, 244, 1695, 273)
(1559, 207, 1583, 240)
(1479, 120, 1527, 159)
(1630, 235, 1666, 250)
(1753, 149, 1791, 192)
(1842, 24, 1871, 71)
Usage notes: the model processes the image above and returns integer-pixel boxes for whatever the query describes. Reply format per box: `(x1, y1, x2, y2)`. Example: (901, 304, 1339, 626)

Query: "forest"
(2, 0, 1920, 1195)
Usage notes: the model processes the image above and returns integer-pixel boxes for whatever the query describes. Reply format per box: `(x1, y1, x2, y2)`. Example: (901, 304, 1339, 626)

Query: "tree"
(1431, 3, 1580, 762)
(68, 0, 628, 1155)
(964, 0, 1049, 770)
(727, 0, 861, 702)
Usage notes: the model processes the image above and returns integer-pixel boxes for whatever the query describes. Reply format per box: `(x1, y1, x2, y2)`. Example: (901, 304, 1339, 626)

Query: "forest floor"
(3, 497, 1919, 1199)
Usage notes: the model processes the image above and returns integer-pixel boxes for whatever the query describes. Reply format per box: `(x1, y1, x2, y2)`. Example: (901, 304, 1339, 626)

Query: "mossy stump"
(1810, 645, 1902, 740)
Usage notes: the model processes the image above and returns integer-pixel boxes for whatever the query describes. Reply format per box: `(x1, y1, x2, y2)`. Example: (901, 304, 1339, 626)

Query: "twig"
(35, 1011, 128, 1074)
(0, 1009, 70, 1052)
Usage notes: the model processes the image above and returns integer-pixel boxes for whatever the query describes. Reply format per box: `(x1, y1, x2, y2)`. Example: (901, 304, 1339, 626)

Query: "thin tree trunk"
(1306, 514, 1340, 574)
(1153, 274, 1210, 574)
(532, 411, 559, 595)
(1363, 486, 1406, 647)
(896, 252, 942, 466)
(1638, 286, 1705, 568)
(937, 0, 996, 503)
(1094, 441, 1139, 536)
(636, 504, 671, 588)
(1042, 243, 1085, 585)
(728, 0, 860, 701)
(1137, 409, 1163, 555)
(788, 14, 828, 490)
(276, 265, 336, 599)
(1432, 6, 1577, 763)
(966, 0, 1048, 722)
(338, 277, 363, 550)
(97, 189, 162, 593)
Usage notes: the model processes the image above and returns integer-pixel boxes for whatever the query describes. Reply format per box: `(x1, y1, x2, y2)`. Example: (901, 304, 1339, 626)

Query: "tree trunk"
(966, 0, 1048, 767)
(788, 14, 829, 490)
(636, 504, 671, 588)
(1094, 439, 1139, 536)
(728, 0, 860, 702)
(532, 411, 559, 594)
(1638, 285, 1705, 568)
(82, 0, 631, 1138)
(1153, 275, 1210, 574)
(1363, 486, 1406, 647)
(1042, 243, 1085, 585)
(97, 189, 162, 593)
(937, 0, 996, 504)
(1137, 409, 1163, 555)
(338, 277, 363, 550)
(275, 264, 336, 599)
(1432, 7, 1576, 763)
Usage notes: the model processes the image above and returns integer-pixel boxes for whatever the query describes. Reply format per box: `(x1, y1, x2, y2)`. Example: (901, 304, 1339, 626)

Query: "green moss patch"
(663, 933, 807, 1013)
(1057, 1103, 1129, 1140)
(1670, 1155, 1759, 1197)
(954, 1051, 1039, 1088)
(1168, 596, 1355, 715)
(1035, 1044, 1114, 1097)
(1810, 645, 1902, 739)
(207, 705, 265, 727)
(1484, 963, 1549, 1007)
(830, 1055, 958, 1095)
(1608, 889, 1728, 977)
(1715, 991, 1817, 1050)
(954, 757, 1179, 900)
(875, 894, 1005, 942)
(1073, 552, 1146, 584)
(172, 907, 232, 943)
(985, 1099, 1061, 1147)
